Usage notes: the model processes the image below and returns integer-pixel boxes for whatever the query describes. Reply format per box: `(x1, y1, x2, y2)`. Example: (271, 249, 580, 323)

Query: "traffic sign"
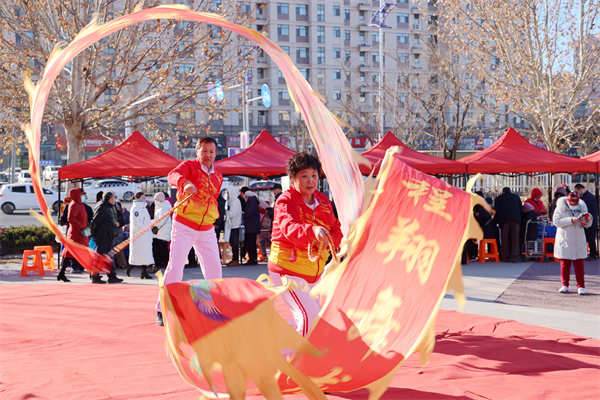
(261, 84, 271, 108)
(215, 81, 224, 101)
(207, 82, 216, 102)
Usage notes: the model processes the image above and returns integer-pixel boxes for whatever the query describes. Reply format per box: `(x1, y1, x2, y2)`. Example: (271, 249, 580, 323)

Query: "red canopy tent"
(214, 130, 296, 178)
(58, 131, 181, 180)
(360, 131, 467, 175)
(459, 128, 596, 174)
(582, 150, 600, 173)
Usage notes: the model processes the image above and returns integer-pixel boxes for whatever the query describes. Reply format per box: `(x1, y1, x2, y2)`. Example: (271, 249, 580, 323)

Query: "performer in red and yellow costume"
(268, 152, 343, 337)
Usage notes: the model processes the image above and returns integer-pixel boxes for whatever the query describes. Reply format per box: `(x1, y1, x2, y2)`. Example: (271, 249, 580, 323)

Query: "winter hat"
(567, 192, 580, 207)
(523, 202, 535, 212)
(555, 187, 567, 197)
(531, 188, 542, 198)
(103, 190, 114, 202)
(154, 192, 165, 202)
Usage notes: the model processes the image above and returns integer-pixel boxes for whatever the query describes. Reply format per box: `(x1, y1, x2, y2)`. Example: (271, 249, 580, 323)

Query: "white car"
(89, 180, 143, 202)
(43, 166, 60, 182)
(0, 183, 60, 214)
(17, 171, 32, 183)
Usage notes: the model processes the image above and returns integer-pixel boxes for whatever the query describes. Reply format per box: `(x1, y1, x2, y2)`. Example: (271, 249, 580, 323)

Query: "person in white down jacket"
(152, 192, 173, 273)
(553, 192, 594, 295)
(127, 192, 155, 279)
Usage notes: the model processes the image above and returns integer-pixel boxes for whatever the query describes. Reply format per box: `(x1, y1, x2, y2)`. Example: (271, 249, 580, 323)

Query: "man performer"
(155, 136, 223, 326)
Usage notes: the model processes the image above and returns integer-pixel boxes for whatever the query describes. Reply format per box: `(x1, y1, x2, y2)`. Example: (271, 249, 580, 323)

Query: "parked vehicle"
(0, 173, 8, 184)
(17, 171, 32, 183)
(89, 180, 143, 202)
(0, 184, 60, 214)
(43, 166, 60, 182)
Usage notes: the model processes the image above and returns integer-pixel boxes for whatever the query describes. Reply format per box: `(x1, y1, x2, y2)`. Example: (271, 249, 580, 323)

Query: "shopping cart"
(523, 219, 554, 261)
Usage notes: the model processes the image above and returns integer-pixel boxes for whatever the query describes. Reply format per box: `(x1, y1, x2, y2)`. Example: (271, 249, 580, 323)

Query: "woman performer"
(268, 152, 343, 337)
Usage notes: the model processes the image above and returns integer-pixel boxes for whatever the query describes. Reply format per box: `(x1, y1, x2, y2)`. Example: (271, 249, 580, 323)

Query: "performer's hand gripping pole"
(108, 192, 195, 257)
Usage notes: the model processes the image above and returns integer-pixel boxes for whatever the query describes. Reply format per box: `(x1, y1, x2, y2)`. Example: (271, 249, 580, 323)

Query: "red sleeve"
(68, 204, 86, 230)
(328, 213, 343, 249)
(168, 161, 191, 188)
(275, 198, 317, 246)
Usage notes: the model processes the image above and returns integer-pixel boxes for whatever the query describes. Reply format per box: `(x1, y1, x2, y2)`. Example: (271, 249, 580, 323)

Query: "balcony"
(359, 63, 372, 71)
(358, 42, 372, 49)
(358, 2, 373, 10)
(358, 23, 375, 31)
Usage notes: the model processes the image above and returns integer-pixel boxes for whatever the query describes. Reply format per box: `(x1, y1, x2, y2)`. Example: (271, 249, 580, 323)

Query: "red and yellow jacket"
(168, 159, 223, 231)
(268, 187, 343, 283)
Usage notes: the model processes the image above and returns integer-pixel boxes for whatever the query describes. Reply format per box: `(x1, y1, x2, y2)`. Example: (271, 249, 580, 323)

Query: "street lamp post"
(369, 0, 397, 142)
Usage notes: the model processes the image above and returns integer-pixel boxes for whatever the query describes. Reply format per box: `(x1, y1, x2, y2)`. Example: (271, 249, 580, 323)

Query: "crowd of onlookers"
(465, 184, 597, 295)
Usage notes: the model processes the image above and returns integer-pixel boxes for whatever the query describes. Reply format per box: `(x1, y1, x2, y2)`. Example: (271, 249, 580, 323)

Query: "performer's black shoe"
(244, 260, 258, 266)
(107, 276, 124, 284)
(150, 265, 162, 274)
(141, 270, 153, 279)
(91, 276, 107, 284)
(126, 265, 134, 277)
(156, 312, 164, 326)
(57, 274, 70, 282)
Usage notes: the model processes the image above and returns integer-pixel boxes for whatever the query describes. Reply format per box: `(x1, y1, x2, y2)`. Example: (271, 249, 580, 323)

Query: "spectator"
(164, 191, 175, 207)
(214, 189, 227, 241)
(520, 202, 539, 253)
(57, 188, 89, 281)
(109, 191, 128, 270)
(272, 183, 283, 203)
(90, 190, 123, 284)
(258, 208, 272, 261)
(550, 187, 567, 221)
(494, 187, 523, 263)
(554, 192, 593, 295)
(242, 189, 261, 265)
(81, 190, 93, 225)
(226, 190, 242, 266)
(126, 192, 154, 279)
(525, 188, 548, 217)
(60, 196, 71, 219)
(239, 187, 247, 211)
(151, 192, 172, 272)
(575, 184, 598, 260)
(96, 191, 103, 204)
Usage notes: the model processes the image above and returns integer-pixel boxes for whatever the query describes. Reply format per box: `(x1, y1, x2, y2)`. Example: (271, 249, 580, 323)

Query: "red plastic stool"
(34, 246, 56, 270)
(21, 250, 45, 277)
(543, 238, 558, 262)
(478, 239, 500, 263)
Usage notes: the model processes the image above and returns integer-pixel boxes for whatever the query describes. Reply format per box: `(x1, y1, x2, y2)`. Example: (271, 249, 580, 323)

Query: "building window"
(257, 3, 265, 15)
(178, 63, 194, 74)
(333, 27, 341, 37)
(318, 68, 325, 85)
(372, 72, 379, 82)
(397, 33, 408, 43)
(414, 34, 420, 45)
(296, 4, 308, 15)
(257, 68, 265, 79)
(277, 3, 289, 14)
(318, 47, 325, 64)
(277, 24, 289, 35)
(296, 47, 309, 58)
(359, 32, 365, 42)
(359, 52, 365, 62)
(359, 11, 365, 21)
(414, 14, 420, 23)
(333, 5, 341, 16)
(317, 26, 325, 43)
(399, 53, 408, 63)
(297, 25, 308, 37)
(279, 110, 291, 121)
(360, 72, 365, 81)
(278, 89, 290, 100)
(333, 69, 341, 79)
(359, 92, 366, 102)
(317, 4, 325, 21)
(413, 54, 420, 64)
(372, 32, 380, 42)
(104, 88, 117, 102)
(179, 110, 195, 120)
(397, 13, 409, 23)
(372, 52, 380, 63)
(344, 9, 350, 20)
(344, 30, 350, 41)
(281, 46, 290, 56)
(278, 68, 284, 78)
(334, 48, 341, 59)
(345, 50, 351, 61)
(299, 68, 310, 79)
(334, 90, 341, 100)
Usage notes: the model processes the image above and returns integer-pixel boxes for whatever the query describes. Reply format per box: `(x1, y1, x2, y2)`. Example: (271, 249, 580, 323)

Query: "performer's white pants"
(156, 220, 222, 312)
(269, 271, 320, 337)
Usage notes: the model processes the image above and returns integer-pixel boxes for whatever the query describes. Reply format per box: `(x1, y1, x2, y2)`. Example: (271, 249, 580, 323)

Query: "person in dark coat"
(214, 189, 227, 241)
(90, 190, 123, 284)
(575, 184, 598, 260)
(242, 189, 261, 265)
(239, 187, 248, 211)
(81, 190, 93, 225)
(494, 187, 523, 263)
(520, 202, 539, 253)
(550, 187, 567, 221)
(57, 188, 89, 282)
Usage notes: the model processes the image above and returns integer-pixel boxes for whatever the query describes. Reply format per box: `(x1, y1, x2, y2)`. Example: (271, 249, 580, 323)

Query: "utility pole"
(370, 0, 397, 142)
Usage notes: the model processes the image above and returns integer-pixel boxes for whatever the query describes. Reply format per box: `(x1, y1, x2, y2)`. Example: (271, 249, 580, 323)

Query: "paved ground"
(1, 255, 599, 339)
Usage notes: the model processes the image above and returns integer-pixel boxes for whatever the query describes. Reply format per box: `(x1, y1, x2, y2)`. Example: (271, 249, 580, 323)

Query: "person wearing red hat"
(525, 188, 548, 217)
(553, 192, 594, 295)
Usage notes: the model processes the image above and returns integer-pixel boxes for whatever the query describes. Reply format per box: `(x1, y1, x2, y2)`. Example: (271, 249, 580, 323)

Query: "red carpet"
(1, 284, 598, 400)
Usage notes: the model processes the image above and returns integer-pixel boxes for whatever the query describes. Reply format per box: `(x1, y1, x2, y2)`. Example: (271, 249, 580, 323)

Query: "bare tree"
(437, 0, 600, 152)
(287, 120, 315, 153)
(0, 0, 254, 164)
